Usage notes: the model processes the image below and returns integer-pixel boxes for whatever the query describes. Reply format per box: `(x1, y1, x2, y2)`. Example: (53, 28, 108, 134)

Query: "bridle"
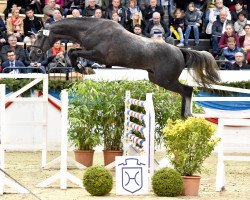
(30, 29, 52, 54)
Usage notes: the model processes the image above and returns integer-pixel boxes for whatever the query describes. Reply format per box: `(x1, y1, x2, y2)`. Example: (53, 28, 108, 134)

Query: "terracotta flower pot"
(103, 150, 123, 166)
(74, 150, 94, 167)
(182, 175, 201, 196)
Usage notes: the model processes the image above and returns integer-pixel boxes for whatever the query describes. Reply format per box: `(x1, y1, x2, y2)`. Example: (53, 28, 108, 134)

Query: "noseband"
(31, 29, 52, 54)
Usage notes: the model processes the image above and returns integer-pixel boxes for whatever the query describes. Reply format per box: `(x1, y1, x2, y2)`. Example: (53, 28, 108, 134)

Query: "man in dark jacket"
(143, 0, 164, 22)
(23, 7, 44, 43)
(144, 12, 174, 44)
(211, 9, 233, 57)
(105, 0, 126, 26)
(83, 0, 101, 17)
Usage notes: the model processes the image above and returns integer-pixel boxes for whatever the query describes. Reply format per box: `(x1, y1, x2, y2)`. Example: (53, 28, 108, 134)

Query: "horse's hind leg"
(164, 82, 193, 118)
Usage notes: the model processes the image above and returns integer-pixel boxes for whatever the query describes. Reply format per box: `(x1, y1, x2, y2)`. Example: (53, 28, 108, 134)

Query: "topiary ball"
(152, 167, 183, 197)
(83, 165, 113, 196)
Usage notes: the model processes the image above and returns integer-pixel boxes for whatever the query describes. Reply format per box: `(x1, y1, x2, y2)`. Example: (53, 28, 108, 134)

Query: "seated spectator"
(220, 37, 243, 69)
(219, 23, 239, 49)
(2, 50, 28, 73)
(231, 1, 248, 22)
(85, 0, 102, 9)
(111, 11, 125, 26)
(170, 8, 185, 47)
(24, 37, 47, 73)
(73, 42, 102, 69)
(83, 0, 101, 17)
(125, 0, 142, 21)
(63, 0, 83, 17)
(143, 12, 174, 44)
(6, 8, 24, 42)
(1, 35, 25, 63)
(105, 0, 126, 26)
(72, 9, 82, 17)
(239, 24, 250, 51)
(23, 7, 44, 43)
(228, 52, 250, 70)
(0, 31, 7, 51)
(211, 9, 233, 57)
(26, 0, 45, 14)
(184, 2, 201, 47)
(45, 9, 63, 24)
(0, 17, 6, 32)
(45, 0, 64, 7)
(133, 24, 145, 36)
(126, 11, 145, 33)
(4, 0, 27, 18)
(43, 0, 63, 20)
(46, 40, 71, 72)
(206, 0, 231, 35)
(143, 0, 164, 22)
(234, 11, 248, 36)
(93, 8, 103, 18)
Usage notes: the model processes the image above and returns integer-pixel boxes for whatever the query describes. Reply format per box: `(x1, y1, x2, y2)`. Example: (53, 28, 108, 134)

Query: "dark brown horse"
(30, 17, 220, 117)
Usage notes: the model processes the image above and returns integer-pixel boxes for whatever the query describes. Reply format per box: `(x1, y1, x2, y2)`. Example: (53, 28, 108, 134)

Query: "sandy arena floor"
(1, 151, 250, 200)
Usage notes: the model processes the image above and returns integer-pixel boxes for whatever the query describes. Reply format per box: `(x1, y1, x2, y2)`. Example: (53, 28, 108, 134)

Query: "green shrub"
(83, 165, 113, 196)
(152, 167, 183, 197)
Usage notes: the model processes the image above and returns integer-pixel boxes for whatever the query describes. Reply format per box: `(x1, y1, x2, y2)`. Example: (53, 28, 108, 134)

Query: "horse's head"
(29, 28, 52, 62)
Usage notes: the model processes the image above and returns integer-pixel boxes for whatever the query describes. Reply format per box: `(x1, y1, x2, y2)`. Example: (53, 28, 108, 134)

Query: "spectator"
(46, 40, 70, 72)
(2, 50, 28, 73)
(143, 12, 174, 44)
(230, 1, 247, 22)
(4, 0, 27, 18)
(23, 7, 44, 43)
(0, 31, 7, 51)
(45, 0, 64, 7)
(73, 42, 102, 70)
(229, 52, 250, 69)
(45, 9, 63, 24)
(105, 0, 126, 26)
(170, 8, 185, 47)
(219, 23, 239, 49)
(220, 36, 243, 69)
(133, 24, 145, 36)
(93, 8, 103, 18)
(125, 0, 142, 21)
(72, 9, 82, 17)
(184, 2, 201, 47)
(234, 11, 248, 36)
(86, 0, 102, 9)
(63, 0, 83, 16)
(126, 11, 145, 32)
(0, 17, 6, 32)
(83, 0, 101, 17)
(1, 35, 25, 63)
(26, 0, 45, 14)
(211, 9, 233, 57)
(206, 0, 231, 35)
(6, 8, 24, 42)
(111, 11, 125, 26)
(43, 0, 63, 20)
(143, 0, 164, 22)
(239, 24, 250, 50)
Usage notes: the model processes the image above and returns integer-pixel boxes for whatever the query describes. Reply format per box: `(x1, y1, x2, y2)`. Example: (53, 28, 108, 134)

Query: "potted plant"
(163, 117, 219, 196)
(68, 82, 102, 167)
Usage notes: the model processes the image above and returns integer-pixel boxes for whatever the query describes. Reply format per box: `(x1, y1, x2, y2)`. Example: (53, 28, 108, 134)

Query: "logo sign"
(116, 156, 148, 195)
(43, 30, 50, 36)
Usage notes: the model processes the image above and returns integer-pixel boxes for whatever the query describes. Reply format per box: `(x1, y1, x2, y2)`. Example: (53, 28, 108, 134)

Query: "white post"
(0, 84, 6, 195)
(60, 90, 68, 189)
(42, 76, 49, 168)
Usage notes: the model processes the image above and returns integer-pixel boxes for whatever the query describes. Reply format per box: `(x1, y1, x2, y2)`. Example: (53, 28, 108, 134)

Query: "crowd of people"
(0, 0, 250, 73)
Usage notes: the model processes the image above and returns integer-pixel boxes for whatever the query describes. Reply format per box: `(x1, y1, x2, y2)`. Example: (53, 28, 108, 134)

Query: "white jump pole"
(0, 84, 29, 195)
(37, 90, 83, 189)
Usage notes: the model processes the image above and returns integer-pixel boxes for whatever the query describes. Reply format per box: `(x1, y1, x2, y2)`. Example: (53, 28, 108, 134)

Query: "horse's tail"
(180, 48, 220, 88)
